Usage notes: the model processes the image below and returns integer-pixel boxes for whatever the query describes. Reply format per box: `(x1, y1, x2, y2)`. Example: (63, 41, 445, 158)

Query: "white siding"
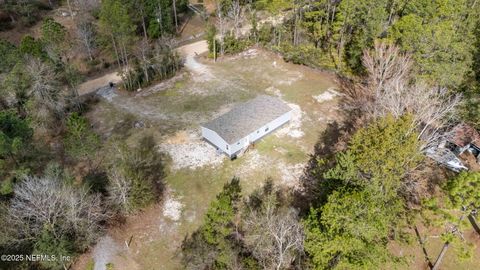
(201, 127, 231, 156)
(229, 111, 292, 156)
(202, 111, 292, 157)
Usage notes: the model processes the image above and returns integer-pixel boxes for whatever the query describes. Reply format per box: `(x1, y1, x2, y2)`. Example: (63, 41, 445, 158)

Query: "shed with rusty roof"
(446, 123, 480, 156)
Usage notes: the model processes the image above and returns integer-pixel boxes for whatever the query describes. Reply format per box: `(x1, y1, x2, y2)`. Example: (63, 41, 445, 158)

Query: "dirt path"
(77, 40, 208, 96)
(78, 72, 122, 96)
(74, 41, 338, 270)
(177, 39, 208, 56)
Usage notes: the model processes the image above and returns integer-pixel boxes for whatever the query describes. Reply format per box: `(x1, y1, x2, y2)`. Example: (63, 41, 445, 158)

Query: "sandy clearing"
(137, 73, 186, 97)
(78, 72, 122, 96)
(279, 163, 305, 188)
(177, 40, 208, 56)
(265, 86, 283, 98)
(235, 149, 304, 189)
(77, 40, 208, 96)
(92, 236, 122, 270)
(235, 149, 270, 177)
(275, 102, 305, 138)
(159, 130, 225, 170)
(176, 40, 214, 82)
(162, 191, 184, 222)
(75, 44, 339, 270)
(313, 87, 341, 103)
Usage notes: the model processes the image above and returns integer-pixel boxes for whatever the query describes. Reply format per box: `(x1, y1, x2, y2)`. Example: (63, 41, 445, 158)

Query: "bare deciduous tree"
(107, 168, 132, 213)
(343, 42, 461, 150)
(362, 42, 412, 95)
(228, 0, 242, 38)
(25, 58, 62, 112)
(25, 58, 66, 132)
(134, 38, 152, 84)
(76, 20, 96, 61)
(243, 193, 304, 270)
(215, 0, 227, 55)
(72, 0, 100, 15)
(8, 175, 107, 248)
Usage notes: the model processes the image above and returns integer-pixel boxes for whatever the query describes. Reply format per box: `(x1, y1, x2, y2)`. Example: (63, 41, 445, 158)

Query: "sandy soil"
(77, 40, 208, 96)
(177, 40, 208, 56)
(78, 73, 122, 96)
(313, 87, 341, 103)
(177, 40, 212, 82)
(91, 236, 122, 270)
(74, 46, 339, 270)
(275, 102, 305, 138)
(158, 130, 225, 170)
(162, 189, 184, 222)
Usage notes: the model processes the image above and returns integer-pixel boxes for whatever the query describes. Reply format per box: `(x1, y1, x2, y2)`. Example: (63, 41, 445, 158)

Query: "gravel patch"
(78, 72, 122, 96)
(313, 87, 340, 103)
(178, 40, 213, 82)
(97, 86, 118, 101)
(92, 236, 122, 270)
(229, 48, 259, 60)
(240, 48, 259, 58)
(159, 130, 225, 170)
(162, 192, 184, 222)
(184, 54, 214, 82)
(275, 103, 304, 138)
(236, 149, 270, 177)
(265, 86, 283, 98)
(279, 163, 304, 188)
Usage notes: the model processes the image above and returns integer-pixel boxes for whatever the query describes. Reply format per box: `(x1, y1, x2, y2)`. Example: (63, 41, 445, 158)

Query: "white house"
(201, 95, 292, 158)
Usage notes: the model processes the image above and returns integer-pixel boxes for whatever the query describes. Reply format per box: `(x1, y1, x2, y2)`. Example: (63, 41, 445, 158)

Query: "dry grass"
(74, 48, 338, 270)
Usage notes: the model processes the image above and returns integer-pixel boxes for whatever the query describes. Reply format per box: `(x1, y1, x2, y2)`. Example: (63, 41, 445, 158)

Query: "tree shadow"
(292, 74, 366, 215)
(414, 225, 434, 269)
(292, 121, 348, 215)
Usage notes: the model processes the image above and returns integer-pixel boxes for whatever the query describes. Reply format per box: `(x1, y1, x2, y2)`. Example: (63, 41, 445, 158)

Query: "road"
(77, 40, 209, 96)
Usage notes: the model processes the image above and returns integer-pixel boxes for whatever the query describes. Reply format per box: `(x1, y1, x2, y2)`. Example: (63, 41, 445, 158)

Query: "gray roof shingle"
(202, 95, 292, 144)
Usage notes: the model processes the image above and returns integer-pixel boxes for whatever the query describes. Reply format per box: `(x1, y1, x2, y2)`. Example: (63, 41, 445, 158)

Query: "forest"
(1, 0, 480, 269)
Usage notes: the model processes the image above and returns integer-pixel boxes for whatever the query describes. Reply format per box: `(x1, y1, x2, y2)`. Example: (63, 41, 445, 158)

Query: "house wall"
(202, 111, 292, 157)
(229, 111, 292, 156)
(201, 127, 230, 156)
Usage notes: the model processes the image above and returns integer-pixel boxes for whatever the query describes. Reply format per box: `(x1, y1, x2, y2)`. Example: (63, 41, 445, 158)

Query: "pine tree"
(181, 178, 242, 269)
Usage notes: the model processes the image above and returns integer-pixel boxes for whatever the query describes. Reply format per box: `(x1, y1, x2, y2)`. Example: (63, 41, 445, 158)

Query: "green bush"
(18, 35, 47, 59)
(0, 39, 20, 74)
(223, 34, 252, 55)
(257, 23, 274, 45)
(0, 178, 14, 195)
(0, 110, 34, 167)
(85, 259, 95, 270)
(107, 135, 166, 212)
(278, 43, 336, 70)
(33, 226, 75, 270)
(255, 0, 292, 14)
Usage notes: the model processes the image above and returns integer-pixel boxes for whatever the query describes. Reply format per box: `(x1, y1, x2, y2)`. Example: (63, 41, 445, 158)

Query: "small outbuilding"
(201, 95, 292, 158)
(427, 123, 480, 172)
(446, 123, 480, 157)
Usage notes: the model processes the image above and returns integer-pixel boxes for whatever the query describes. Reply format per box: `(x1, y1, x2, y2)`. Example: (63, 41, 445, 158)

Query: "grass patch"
(174, 79, 186, 90)
(256, 135, 307, 164)
(85, 259, 94, 270)
(83, 48, 339, 270)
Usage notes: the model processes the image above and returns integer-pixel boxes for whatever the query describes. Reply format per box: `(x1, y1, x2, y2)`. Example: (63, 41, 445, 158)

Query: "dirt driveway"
(77, 40, 208, 96)
(75, 45, 338, 270)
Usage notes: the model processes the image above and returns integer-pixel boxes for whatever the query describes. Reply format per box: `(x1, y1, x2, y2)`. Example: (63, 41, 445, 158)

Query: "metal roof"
(202, 95, 292, 144)
(447, 123, 480, 148)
